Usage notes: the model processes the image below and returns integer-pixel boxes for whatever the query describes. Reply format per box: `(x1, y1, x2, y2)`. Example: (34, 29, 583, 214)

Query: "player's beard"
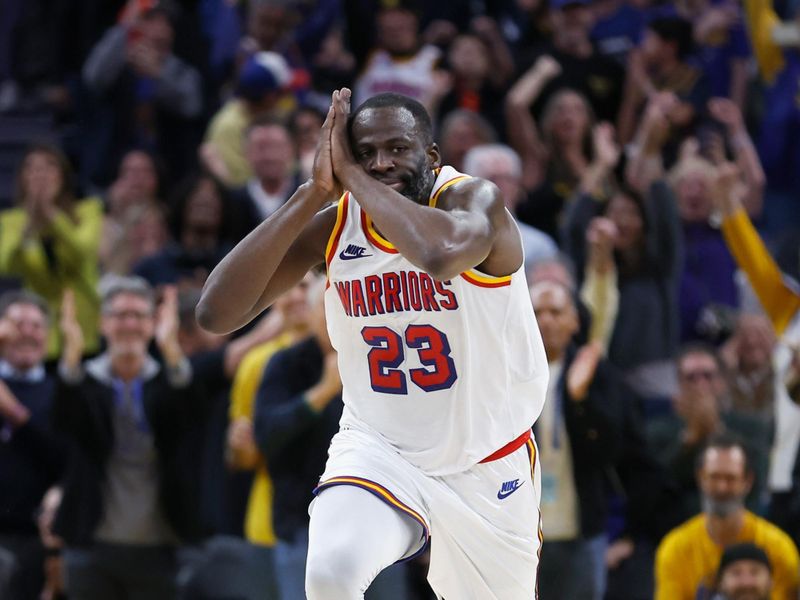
(702, 494, 744, 518)
(401, 157, 436, 205)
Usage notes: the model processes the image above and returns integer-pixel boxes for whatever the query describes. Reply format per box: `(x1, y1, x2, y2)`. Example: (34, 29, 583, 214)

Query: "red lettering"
(334, 281, 352, 317)
(351, 280, 368, 317)
(364, 275, 385, 315)
(419, 273, 440, 311)
(407, 272, 422, 311)
(399, 271, 411, 311)
(382, 272, 403, 313)
(435, 281, 459, 310)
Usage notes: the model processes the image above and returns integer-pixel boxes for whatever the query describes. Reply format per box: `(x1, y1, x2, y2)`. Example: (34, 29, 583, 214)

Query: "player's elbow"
(195, 295, 230, 334)
(419, 248, 462, 282)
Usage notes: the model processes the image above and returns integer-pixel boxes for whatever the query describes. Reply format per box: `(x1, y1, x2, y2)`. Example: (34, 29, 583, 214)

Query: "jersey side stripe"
(325, 193, 350, 269)
(461, 269, 512, 288)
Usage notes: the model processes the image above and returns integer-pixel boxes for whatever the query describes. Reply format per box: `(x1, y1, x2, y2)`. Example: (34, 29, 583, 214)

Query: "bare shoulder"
(435, 177, 505, 222)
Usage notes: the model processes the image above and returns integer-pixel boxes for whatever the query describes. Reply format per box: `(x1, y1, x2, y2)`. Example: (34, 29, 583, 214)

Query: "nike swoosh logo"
(497, 481, 525, 500)
(339, 251, 373, 260)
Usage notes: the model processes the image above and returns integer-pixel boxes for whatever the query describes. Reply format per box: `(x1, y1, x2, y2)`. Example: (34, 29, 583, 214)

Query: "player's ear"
(428, 143, 441, 169)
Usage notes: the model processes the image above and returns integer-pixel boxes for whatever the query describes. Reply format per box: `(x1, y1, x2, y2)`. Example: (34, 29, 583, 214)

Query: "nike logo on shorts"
(497, 478, 524, 500)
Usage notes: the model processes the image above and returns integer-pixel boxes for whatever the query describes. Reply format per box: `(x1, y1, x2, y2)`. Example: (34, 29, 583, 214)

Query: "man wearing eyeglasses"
(647, 343, 771, 528)
(51, 276, 204, 600)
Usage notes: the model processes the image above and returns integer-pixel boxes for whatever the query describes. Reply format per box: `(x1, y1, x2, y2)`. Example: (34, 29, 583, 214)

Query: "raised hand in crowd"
(566, 341, 604, 401)
(625, 98, 671, 193)
(580, 122, 620, 197)
(586, 217, 618, 275)
(59, 288, 84, 373)
(226, 416, 259, 469)
(708, 97, 766, 217)
(678, 388, 721, 446)
(155, 285, 185, 368)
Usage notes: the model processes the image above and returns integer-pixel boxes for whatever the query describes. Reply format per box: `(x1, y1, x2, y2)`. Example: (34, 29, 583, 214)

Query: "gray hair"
(99, 275, 155, 313)
(0, 289, 50, 322)
(462, 143, 523, 180)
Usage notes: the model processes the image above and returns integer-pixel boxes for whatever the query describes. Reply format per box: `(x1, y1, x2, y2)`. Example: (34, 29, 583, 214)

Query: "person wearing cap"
(202, 51, 295, 188)
(654, 434, 799, 600)
(712, 543, 773, 600)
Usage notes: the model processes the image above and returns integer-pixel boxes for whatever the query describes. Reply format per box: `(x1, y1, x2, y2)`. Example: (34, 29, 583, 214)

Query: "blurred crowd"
(2, 0, 800, 598)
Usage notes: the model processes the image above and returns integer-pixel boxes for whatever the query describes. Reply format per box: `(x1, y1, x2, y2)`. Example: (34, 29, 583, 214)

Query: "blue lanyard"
(112, 377, 149, 433)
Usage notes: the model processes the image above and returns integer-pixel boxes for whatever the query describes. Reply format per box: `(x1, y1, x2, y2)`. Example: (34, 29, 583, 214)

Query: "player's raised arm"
(330, 88, 522, 281)
(196, 106, 340, 334)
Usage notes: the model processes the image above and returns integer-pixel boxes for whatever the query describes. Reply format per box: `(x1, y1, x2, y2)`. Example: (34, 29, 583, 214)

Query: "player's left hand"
(330, 88, 358, 180)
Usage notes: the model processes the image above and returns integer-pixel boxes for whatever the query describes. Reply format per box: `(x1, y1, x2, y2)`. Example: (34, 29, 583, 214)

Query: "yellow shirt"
(655, 512, 800, 600)
(743, 0, 785, 83)
(0, 198, 103, 357)
(721, 208, 800, 336)
(229, 334, 293, 546)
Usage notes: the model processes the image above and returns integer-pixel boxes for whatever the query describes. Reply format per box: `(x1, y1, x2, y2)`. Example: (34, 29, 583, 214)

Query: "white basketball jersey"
(324, 167, 549, 476)
(353, 45, 441, 110)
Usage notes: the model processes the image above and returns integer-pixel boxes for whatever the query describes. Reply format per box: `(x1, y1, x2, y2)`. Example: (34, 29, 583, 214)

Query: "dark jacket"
(253, 336, 342, 543)
(544, 345, 663, 539)
(0, 374, 64, 534)
(51, 356, 208, 546)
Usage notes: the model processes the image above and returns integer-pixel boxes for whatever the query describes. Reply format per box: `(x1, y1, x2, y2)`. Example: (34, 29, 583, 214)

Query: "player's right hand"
(309, 103, 342, 199)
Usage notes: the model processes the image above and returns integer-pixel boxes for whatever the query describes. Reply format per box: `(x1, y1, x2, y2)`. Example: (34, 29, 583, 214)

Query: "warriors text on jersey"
(323, 166, 549, 475)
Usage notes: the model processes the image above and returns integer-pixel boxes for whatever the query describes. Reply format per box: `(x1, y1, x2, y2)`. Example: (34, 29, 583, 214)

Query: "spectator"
(669, 153, 740, 343)
(563, 131, 682, 399)
(52, 277, 205, 600)
(289, 105, 326, 181)
(134, 173, 236, 289)
(712, 543, 773, 600)
(506, 57, 597, 237)
(741, 0, 800, 231)
(714, 163, 800, 536)
(437, 109, 497, 172)
(229, 118, 301, 240)
(721, 313, 777, 420)
(202, 51, 293, 188)
(349, 4, 446, 116)
(654, 435, 799, 600)
(227, 276, 315, 597)
(0, 291, 63, 600)
(530, 280, 625, 600)
(435, 20, 515, 135)
(618, 16, 709, 145)
(462, 144, 558, 272)
(647, 344, 771, 521)
(0, 143, 103, 358)
(81, 5, 203, 189)
(590, 0, 647, 65)
(680, 0, 750, 107)
(100, 149, 169, 276)
(252, 280, 406, 600)
(519, 0, 624, 122)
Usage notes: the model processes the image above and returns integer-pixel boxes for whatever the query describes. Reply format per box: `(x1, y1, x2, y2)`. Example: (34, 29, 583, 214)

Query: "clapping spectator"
(100, 149, 169, 276)
(711, 543, 773, 600)
(438, 109, 497, 173)
(0, 143, 103, 358)
(618, 17, 709, 146)
(53, 278, 204, 599)
(0, 291, 64, 600)
(81, 4, 203, 189)
(134, 173, 235, 289)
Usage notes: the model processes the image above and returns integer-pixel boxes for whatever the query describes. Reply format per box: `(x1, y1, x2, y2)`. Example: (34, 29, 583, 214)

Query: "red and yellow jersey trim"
(428, 175, 471, 208)
(361, 210, 399, 254)
(313, 476, 430, 562)
(526, 438, 544, 600)
(460, 268, 512, 288)
(325, 193, 350, 269)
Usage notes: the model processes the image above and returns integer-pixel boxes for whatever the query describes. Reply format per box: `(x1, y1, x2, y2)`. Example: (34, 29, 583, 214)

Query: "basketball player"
(197, 88, 548, 599)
